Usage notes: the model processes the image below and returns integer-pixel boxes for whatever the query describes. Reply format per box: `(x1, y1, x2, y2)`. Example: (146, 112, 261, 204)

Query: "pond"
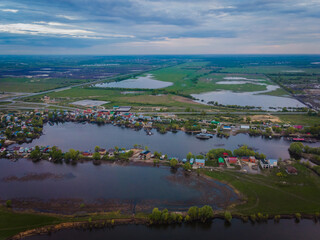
(17, 122, 320, 160)
(94, 74, 173, 89)
(23, 219, 320, 240)
(191, 85, 306, 110)
(0, 159, 238, 212)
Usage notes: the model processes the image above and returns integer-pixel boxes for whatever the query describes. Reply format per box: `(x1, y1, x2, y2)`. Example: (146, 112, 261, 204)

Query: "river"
(18, 122, 320, 159)
(23, 219, 320, 240)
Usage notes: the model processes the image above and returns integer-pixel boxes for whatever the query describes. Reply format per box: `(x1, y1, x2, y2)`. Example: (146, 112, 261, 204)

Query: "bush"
(295, 213, 301, 222)
(224, 211, 232, 223)
(6, 200, 12, 208)
(198, 205, 214, 222)
(187, 206, 199, 220)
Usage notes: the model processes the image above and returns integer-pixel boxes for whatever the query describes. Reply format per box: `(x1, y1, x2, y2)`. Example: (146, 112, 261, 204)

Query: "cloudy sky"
(0, 0, 320, 54)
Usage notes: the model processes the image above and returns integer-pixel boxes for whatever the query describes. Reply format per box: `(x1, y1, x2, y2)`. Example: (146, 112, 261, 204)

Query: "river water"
(23, 219, 320, 240)
(18, 122, 320, 159)
(94, 74, 173, 89)
(0, 159, 238, 211)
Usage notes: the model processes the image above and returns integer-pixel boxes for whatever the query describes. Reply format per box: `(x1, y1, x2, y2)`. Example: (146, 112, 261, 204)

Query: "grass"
(0, 78, 90, 93)
(257, 87, 289, 96)
(0, 207, 144, 240)
(204, 163, 320, 215)
(276, 114, 320, 126)
(0, 207, 63, 240)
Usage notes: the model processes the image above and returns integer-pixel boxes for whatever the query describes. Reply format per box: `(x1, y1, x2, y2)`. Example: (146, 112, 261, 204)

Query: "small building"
(223, 126, 231, 131)
(140, 150, 151, 159)
(98, 148, 107, 155)
(268, 159, 278, 168)
(228, 157, 238, 164)
(260, 159, 269, 168)
(218, 157, 224, 166)
(240, 125, 250, 130)
(249, 156, 256, 163)
(108, 148, 115, 157)
(115, 106, 132, 112)
(286, 166, 298, 175)
(195, 159, 205, 167)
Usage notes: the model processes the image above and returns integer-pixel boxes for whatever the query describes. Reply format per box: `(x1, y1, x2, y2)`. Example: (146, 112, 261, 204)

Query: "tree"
(246, 117, 251, 123)
(183, 162, 192, 171)
(6, 200, 12, 208)
(30, 146, 42, 161)
(289, 142, 304, 159)
(93, 152, 101, 160)
(187, 206, 199, 220)
(50, 146, 63, 162)
(186, 152, 194, 161)
(170, 158, 178, 169)
(94, 146, 100, 152)
(224, 211, 232, 223)
(198, 205, 213, 222)
(207, 148, 232, 160)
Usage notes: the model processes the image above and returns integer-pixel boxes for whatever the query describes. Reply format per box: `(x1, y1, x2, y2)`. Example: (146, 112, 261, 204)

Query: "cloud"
(1, 8, 19, 13)
(0, 22, 134, 39)
(0, 0, 319, 53)
(56, 14, 80, 20)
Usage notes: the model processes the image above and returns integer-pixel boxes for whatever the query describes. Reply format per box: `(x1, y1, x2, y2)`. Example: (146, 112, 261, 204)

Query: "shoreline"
(7, 213, 320, 240)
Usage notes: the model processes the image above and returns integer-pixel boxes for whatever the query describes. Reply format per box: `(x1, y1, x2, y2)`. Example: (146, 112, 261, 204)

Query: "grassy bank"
(204, 163, 320, 215)
(0, 207, 142, 240)
(276, 114, 320, 125)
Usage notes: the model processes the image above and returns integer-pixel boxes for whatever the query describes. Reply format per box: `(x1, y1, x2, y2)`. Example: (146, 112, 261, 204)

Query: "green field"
(276, 114, 320, 126)
(0, 207, 63, 240)
(0, 78, 90, 93)
(205, 163, 320, 215)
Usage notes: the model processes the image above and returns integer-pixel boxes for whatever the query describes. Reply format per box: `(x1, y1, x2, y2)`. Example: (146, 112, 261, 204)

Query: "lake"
(17, 122, 320, 160)
(192, 85, 306, 110)
(0, 159, 238, 212)
(23, 219, 320, 240)
(94, 74, 173, 89)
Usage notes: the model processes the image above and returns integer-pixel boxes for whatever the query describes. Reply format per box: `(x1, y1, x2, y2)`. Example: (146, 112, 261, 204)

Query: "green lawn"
(276, 114, 320, 126)
(0, 78, 90, 93)
(0, 207, 63, 240)
(204, 163, 320, 215)
(258, 87, 289, 96)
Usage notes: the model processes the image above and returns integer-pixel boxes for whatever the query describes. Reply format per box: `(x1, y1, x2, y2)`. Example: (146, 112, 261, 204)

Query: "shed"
(268, 159, 278, 168)
(218, 157, 224, 166)
(286, 166, 298, 175)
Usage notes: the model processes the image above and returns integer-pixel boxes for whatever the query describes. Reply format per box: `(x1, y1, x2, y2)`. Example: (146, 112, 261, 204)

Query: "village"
(0, 105, 318, 148)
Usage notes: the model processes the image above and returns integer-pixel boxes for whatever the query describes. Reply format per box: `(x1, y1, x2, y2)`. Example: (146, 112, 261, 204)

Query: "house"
(195, 159, 205, 167)
(286, 166, 298, 175)
(228, 157, 238, 164)
(249, 156, 256, 163)
(222, 152, 229, 157)
(260, 159, 269, 168)
(268, 159, 278, 168)
(223, 126, 231, 131)
(98, 148, 107, 155)
(240, 125, 250, 130)
(140, 150, 151, 159)
(218, 157, 224, 166)
(108, 148, 115, 157)
(260, 159, 278, 168)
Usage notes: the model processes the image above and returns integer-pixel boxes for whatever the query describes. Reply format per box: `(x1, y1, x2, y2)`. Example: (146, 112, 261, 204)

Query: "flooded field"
(0, 159, 238, 213)
(95, 74, 173, 89)
(23, 219, 320, 240)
